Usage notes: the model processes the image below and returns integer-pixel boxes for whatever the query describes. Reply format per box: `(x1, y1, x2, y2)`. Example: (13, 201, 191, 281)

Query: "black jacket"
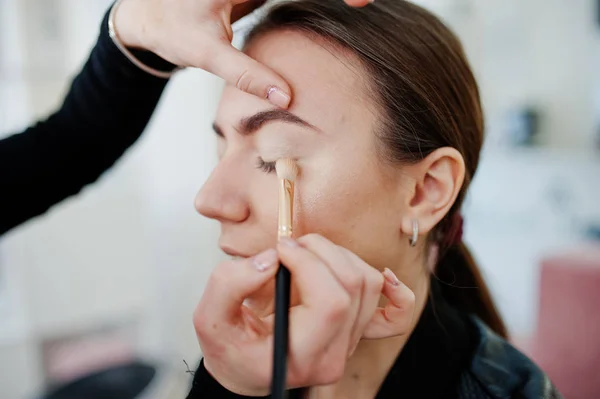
(0, 8, 176, 236)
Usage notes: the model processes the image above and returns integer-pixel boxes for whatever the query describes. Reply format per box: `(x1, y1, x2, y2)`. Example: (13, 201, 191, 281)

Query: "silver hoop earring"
(409, 219, 419, 247)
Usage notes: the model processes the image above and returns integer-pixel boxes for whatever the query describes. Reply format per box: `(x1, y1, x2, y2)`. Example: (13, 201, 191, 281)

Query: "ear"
(400, 147, 465, 239)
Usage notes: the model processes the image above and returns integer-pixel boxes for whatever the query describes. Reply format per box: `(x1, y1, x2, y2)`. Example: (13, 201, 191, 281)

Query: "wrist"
(112, 0, 147, 49)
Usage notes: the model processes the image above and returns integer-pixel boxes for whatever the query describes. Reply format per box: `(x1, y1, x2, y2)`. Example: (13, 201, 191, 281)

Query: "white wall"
(416, 0, 600, 149)
(478, 0, 599, 149)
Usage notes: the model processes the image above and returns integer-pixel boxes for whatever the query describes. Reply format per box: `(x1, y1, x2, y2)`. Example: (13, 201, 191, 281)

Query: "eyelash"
(256, 158, 277, 174)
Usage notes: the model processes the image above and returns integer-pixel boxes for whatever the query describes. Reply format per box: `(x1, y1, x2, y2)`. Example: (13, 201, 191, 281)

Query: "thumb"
(205, 44, 292, 108)
(197, 249, 280, 325)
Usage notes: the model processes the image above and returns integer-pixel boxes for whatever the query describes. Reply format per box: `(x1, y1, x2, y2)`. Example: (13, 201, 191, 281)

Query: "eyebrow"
(212, 109, 320, 137)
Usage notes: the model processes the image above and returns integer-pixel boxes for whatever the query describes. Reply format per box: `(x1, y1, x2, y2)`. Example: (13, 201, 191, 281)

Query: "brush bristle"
(275, 158, 298, 182)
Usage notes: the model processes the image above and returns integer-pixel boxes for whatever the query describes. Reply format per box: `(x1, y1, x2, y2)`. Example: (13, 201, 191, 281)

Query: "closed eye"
(256, 158, 276, 174)
(212, 123, 224, 138)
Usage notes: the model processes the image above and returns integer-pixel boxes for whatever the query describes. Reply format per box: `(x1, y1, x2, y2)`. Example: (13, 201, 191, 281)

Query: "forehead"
(217, 30, 375, 133)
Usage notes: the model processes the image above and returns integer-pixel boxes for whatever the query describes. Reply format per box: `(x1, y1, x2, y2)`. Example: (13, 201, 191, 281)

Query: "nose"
(195, 158, 250, 223)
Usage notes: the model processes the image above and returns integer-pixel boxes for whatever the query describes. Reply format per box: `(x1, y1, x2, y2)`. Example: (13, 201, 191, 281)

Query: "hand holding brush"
(193, 236, 415, 396)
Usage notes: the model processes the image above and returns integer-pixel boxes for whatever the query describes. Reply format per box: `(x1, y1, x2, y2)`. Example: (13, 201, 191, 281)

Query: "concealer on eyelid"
(256, 142, 298, 161)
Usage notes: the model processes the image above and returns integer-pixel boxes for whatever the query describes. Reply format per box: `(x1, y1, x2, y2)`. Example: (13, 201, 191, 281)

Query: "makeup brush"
(272, 158, 298, 399)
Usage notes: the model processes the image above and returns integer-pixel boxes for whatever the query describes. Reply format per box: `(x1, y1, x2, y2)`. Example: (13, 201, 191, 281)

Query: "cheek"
(248, 175, 281, 240)
(288, 151, 404, 269)
(295, 172, 350, 224)
(292, 157, 397, 261)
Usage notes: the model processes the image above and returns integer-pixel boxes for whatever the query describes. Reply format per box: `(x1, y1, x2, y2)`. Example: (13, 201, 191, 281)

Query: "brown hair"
(246, 0, 507, 338)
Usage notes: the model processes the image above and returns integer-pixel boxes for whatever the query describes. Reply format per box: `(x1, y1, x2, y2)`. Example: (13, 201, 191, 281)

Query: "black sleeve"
(0, 4, 177, 236)
(186, 359, 270, 399)
(187, 359, 304, 398)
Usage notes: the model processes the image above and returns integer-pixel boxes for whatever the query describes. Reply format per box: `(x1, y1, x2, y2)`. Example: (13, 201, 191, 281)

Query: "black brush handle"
(271, 263, 291, 399)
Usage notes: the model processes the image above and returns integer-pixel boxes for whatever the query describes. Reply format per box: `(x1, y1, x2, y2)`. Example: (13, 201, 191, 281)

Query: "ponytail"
(435, 241, 508, 339)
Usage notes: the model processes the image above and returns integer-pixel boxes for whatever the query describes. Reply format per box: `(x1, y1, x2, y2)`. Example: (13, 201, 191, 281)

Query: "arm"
(0, 7, 176, 235)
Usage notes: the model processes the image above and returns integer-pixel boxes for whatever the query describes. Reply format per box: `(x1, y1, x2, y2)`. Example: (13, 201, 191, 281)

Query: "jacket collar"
(468, 317, 561, 399)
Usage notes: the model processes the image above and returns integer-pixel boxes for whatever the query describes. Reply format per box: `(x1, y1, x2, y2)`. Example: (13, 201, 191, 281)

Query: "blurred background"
(1, 0, 599, 398)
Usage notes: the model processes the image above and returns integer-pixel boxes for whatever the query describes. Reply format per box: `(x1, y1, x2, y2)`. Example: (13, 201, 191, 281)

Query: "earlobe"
(403, 147, 465, 236)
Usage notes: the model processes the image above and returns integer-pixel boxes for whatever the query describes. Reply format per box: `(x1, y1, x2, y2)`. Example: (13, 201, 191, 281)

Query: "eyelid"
(255, 138, 299, 160)
(212, 122, 225, 138)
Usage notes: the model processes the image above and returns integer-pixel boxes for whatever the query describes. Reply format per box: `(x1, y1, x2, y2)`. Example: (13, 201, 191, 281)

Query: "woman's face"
(195, 30, 415, 271)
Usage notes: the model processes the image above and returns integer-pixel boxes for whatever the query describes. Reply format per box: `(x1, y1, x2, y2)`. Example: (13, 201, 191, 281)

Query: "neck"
(308, 258, 431, 399)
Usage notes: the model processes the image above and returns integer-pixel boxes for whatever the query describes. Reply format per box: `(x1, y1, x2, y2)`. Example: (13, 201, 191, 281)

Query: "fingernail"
(279, 238, 299, 248)
(383, 268, 401, 286)
(266, 86, 291, 108)
(253, 249, 278, 271)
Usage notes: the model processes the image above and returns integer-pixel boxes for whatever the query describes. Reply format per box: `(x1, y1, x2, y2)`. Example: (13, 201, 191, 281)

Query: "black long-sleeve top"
(0, 7, 176, 236)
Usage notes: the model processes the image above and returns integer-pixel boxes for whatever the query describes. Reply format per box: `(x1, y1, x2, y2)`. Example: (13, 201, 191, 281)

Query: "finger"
(242, 278, 275, 318)
(340, 249, 384, 353)
(205, 44, 292, 108)
(297, 235, 363, 296)
(240, 304, 271, 338)
(195, 249, 279, 328)
(362, 268, 416, 339)
(231, 0, 268, 23)
(297, 235, 367, 354)
(277, 238, 347, 308)
(343, 0, 373, 7)
(277, 238, 350, 361)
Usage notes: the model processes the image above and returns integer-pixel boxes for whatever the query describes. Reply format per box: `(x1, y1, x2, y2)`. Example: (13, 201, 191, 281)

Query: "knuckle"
(325, 293, 351, 322)
(208, 260, 234, 286)
(235, 68, 253, 93)
(317, 359, 346, 385)
(344, 272, 363, 294)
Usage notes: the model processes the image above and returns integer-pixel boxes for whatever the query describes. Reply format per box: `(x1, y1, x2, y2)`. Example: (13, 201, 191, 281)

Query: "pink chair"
(515, 245, 600, 399)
